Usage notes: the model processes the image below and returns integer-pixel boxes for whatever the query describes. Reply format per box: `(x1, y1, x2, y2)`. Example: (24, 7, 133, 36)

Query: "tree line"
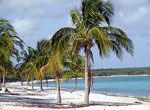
(92, 67, 150, 76)
(5, 67, 150, 83)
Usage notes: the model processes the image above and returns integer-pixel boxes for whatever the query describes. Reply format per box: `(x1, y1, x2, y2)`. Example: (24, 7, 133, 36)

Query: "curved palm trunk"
(70, 76, 77, 93)
(40, 78, 43, 91)
(56, 73, 61, 103)
(84, 48, 90, 105)
(32, 80, 34, 91)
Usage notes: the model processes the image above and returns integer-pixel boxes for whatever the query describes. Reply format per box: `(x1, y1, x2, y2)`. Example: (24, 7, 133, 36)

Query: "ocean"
(34, 76, 150, 98)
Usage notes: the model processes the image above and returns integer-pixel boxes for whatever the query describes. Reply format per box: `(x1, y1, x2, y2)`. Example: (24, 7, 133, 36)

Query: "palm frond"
(102, 26, 134, 57)
(88, 27, 112, 58)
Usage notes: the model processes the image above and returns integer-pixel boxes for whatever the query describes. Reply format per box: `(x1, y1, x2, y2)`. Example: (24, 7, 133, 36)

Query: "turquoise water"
(34, 76, 150, 98)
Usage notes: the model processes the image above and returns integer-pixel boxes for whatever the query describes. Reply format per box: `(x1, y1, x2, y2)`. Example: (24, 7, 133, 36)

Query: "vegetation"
(0, 0, 136, 106)
(93, 67, 150, 76)
(16, 40, 51, 91)
(49, 0, 133, 104)
(2, 66, 150, 83)
(62, 54, 85, 93)
(0, 18, 24, 90)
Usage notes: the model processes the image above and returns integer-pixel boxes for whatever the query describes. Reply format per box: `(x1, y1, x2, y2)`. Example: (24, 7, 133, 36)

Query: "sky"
(0, 0, 150, 69)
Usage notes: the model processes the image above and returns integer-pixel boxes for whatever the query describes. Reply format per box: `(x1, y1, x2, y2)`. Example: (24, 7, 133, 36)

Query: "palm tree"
(35, 40, 51, 91)
(47, 49, 64, 103)
(16, 47, 36, 91)
(62, 54, 85, 93)
(40, 37, 73, 103)
(0, 18, 24, 89)
(62, 69, 84, 93)
(26, 47, 37, 91)
(16, 40, 50, 91)
(50, 0, 134, 105)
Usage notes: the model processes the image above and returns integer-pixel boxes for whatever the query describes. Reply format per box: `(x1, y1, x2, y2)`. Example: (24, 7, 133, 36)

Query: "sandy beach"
(0, 81, 150, 110)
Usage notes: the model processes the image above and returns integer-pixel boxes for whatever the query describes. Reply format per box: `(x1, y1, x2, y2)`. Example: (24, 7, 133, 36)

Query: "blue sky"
(0, 0, 150, 69)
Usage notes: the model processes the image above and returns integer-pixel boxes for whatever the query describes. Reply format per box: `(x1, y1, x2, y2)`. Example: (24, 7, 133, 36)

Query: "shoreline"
(35, 75, 150, 99)
(6, 74, 150, 84)
(60, 87, 150, 100)
(15, 75, 150, 100)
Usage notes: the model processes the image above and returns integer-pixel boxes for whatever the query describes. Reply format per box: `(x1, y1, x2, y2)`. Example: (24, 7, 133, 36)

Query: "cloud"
(112, 0, 150, 37)
(0, 0, 56, 15)
(123, 6, 150, 24)
(12, 18, 38, 36)
(0, 0, 80, 18)
(112, 0, 148, 9)
(116, 0, 146, 6)
(0, 0, 81, 49)
(67, 17, 72, 27)
(29, 8, 46, 18)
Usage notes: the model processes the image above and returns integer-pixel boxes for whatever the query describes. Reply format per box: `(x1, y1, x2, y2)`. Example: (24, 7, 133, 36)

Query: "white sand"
(0, 81, 150, 110)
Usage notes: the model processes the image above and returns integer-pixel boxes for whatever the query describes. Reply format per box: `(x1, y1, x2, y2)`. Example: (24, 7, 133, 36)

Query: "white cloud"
(29, 8, 46, 18)
(116, 0, 146, 6)
(112, 0, 148, 9)
(112, 0, 150, 37)
(123, 6, 150, 24)
(12, 19, 38, 36)
(0, 0, 69, 17)
(0, 0, 55, 12)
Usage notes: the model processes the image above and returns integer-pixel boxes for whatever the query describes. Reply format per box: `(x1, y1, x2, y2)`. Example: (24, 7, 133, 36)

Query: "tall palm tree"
(35, 40, 50, 91)
(26, 47, 37, 91)
(40, 37, 72, 103)
(0, 18, 24, 89)
(47, 48, 64, 103)
(50, 0, 134, 105)
(0, 37, 12, 88)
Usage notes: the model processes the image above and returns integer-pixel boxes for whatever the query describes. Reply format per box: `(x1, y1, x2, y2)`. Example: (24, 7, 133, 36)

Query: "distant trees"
(93, 67, 150, 76)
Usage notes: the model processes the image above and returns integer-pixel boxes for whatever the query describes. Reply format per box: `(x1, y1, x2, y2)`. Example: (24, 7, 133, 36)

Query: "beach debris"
(134, 101, 142, 104)
(2, 87, 10, 93)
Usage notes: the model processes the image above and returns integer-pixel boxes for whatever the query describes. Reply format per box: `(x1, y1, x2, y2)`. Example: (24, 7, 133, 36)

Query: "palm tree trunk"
(40, 78, 43, 91)
(32, 80, 34, 91)
(0, 75, 1, 90)
(88, 80, 91, 95)
(70, 76, 77, 93)
(84, 48, 90, 105)
(21, 79, 25, 91)
(46, 79, 48, 89)
(56, 73, 61, 103)
(3, 72, 5, 87)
